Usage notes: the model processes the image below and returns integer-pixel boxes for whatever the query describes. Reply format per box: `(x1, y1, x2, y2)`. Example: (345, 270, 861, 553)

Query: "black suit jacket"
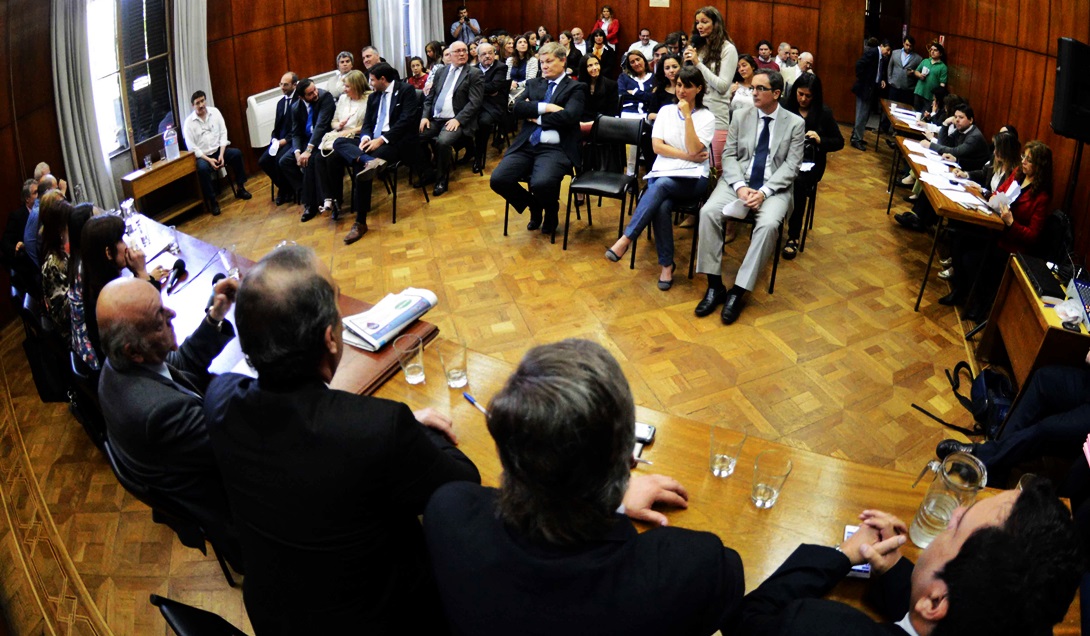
(204, 374, 481, 635)
(509, 75, 587, 167)
(424, 483, 745, 636)
(290, 89, 335, 153)
(359, 79, 422, 146)
(740, 544, 914, 636)
(478, 61, 509, 119)
(1, 205, 29, 266)
(852, 46, 881, 101)
(421, 64, 484, 133)
(269, 92, 297, 141)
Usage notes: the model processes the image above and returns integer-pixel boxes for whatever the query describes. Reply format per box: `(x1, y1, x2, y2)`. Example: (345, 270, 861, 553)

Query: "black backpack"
(913, 362, 1014, 440)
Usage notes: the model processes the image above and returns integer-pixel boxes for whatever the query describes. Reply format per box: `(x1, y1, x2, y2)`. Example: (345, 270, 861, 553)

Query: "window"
(88, 0, 176, 159)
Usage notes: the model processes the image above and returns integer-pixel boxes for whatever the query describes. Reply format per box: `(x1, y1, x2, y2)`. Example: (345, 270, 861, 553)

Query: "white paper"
(904, 139, 938, 156)
(268, 140, 278, 156)
(800, 162, 815, 173)
(944, 190, 988, 208)
(722, 198, 749, 219)
(919, 172, 965, 191)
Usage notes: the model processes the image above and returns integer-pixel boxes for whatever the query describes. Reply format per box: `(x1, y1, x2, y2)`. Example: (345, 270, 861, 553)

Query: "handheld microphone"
(206, 273, 227, 310)
(166, 258, 187, 293)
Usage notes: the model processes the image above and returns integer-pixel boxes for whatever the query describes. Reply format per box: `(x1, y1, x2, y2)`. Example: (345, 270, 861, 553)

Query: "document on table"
(909, 154, 950, 174)
(919, 172, 965, 191)
(904, 139, 937, 156)
(944, 190, 990, 211)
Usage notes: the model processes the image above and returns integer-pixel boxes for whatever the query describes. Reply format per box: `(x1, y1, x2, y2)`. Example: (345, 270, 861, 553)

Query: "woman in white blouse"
(317, 70, 371, 216)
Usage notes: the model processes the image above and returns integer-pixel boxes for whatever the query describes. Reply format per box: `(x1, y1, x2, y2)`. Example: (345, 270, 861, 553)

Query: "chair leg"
(768, 221, 783, 294)
(390, 171, 398, 224)
(562, 191, 574, 250)
(210, 543, 237, 588)
(503, 200, 510, 236)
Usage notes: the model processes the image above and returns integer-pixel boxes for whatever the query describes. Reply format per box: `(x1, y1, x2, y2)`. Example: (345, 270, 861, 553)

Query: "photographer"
(450, 5, 479, 45)
(781, 73, 842, 260)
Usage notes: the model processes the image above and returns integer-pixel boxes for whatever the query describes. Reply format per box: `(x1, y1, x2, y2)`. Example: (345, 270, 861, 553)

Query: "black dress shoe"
(526, 218, 542, 231)
(472, 159, 483, 173)
(209, 200, 222, 216)
(274, 191, 287, 206)
(540, 215, 558, 235)
(235, 187, 252, 200)
(694, 287, 727, 317)
(894, 211, 924, 231)
(937, 291, 963, 306)
(721, 290, 746, 324)
(433, 180, 448, 196)
(300, 206, 318, 222)
(936, 439, 976, 460)
(850, 140, 867, 151)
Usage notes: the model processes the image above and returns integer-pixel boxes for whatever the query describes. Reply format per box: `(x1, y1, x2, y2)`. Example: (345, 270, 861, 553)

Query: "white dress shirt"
(732, 105, 779, 198)
(182, 106, 229, 159)
(436, 65, 463, 119)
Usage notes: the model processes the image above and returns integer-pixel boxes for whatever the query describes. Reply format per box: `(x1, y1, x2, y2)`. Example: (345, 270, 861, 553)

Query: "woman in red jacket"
(593, 5, 620, 46)
(940, 140, 1053, 319)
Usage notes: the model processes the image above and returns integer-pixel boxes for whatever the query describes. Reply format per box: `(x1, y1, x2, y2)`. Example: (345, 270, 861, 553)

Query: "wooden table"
(881, 99, 926, 194)
(885, 137, 1005, 311)
(121, 151, 206, 223)
(978, 256, 1090, 391)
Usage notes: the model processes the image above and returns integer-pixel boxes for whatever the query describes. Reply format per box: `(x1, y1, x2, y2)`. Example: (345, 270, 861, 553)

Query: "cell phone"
(635, 422, 656, 444)
(844, 525, 871, 578)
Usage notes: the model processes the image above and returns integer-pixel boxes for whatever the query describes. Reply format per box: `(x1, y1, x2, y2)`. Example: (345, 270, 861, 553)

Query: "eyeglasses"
(752, 85, 774, 93)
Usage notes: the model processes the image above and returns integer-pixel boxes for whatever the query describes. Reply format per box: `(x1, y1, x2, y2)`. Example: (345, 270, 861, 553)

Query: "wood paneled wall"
(0, 0, 65, 325)
(909, 0, 1090, 256)
(449, 0, 865, 124)
(205, 0, 372, 175)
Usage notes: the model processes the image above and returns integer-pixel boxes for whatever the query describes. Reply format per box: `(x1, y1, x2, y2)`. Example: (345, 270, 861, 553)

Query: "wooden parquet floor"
(0, 124, 984, 634)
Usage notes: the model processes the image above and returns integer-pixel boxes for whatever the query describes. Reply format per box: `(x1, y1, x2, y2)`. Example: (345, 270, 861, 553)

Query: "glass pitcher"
(909, 452, 988, 548)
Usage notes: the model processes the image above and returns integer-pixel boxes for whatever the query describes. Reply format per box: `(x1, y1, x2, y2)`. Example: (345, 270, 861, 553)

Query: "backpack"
(912, 362, 1014, 440)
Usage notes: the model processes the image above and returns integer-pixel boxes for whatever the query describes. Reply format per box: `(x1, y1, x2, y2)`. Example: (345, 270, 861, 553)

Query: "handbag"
(912, 362, 1014, 440)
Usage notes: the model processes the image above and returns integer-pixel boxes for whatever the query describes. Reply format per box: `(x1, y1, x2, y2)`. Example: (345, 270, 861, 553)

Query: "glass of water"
(709, 426, 747, 478)
(751, 450, 792, 509)
(393, 334, 426, 385)
(438, 339, 468, 388)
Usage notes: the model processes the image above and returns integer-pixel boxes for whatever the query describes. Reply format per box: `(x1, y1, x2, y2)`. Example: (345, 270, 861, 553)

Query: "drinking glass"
(709, 426, 747, 478)
(751, 450, 792, 509)
(393, 334, 426, 385)
(438, 340, 468, 388)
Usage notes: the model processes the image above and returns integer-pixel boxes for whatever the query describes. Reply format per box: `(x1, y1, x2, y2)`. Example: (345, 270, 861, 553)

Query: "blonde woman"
(317, 70, 370, 217)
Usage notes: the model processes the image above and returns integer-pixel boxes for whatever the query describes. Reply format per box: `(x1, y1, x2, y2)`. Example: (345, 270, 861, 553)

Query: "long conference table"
(149, 219, 1080, 631)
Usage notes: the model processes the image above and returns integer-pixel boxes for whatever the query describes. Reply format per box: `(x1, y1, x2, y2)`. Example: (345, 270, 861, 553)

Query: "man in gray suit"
(418, 40, 484, 196)
(97, 276, 243, 569)
(694, 70, 805, 324)
(886, 35, 923, 106)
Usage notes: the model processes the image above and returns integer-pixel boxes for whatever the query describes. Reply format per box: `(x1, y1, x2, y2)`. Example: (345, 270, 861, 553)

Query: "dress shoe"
(433, 179, 448, 197)
(355, 158, 386, 182)
(605, 248, 622, 262)
(937, 290, 963, 306)
(274, 191, 287, 206)
(540, 215, 558, 235)
(894, 211, 924, 231)
(940, 257, 953, 267)
(694, 286, 727, 317)
(526, 218, 542, 231)
(343, 222, 367, 245)
(300, 206, 318, 222)
(721, 290, 746, 324)
(885, 138, 897, 149)
(936, 439, 976, 460)
(209, 200, 222, 216)
(472, 159, 483, 173)
(850, 140, 867, 151)
(235, 187, 252, 200)
(938, 267, 953, 280)
(657, 263, 676, 291)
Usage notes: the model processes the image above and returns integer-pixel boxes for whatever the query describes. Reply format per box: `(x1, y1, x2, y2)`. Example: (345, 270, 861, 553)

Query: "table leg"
(915, 217, 944, 311)
(886, 151, 900, 215)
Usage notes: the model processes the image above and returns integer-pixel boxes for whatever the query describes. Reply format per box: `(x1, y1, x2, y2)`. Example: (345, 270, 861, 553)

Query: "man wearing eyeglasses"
(694, 69, 804, 325)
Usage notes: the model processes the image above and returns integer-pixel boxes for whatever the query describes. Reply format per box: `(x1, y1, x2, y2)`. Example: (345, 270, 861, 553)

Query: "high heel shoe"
(658, 263, 676, 291)
(605, 248, 623, 262)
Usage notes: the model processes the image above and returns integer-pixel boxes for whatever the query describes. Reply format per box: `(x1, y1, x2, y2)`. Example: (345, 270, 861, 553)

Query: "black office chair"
(348, 158, 430, 225)
(103, 439, 238, 587)
(562, 116, 645, 250)
(150, 595, 249, 636)
(68, 352, 106, 449)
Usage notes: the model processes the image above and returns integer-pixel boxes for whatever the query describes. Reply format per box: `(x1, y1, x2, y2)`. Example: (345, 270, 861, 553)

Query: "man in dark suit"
(922, 103, 990, 170)
(258, 72, 298, 205)
(2, 179, 38, 297)
(695, 69, 805, 325)
(278, 79, 335, 222)
(850, 38, 889, 150)
(490, 41, 587, 234)
(96, 276, 243, 571)
(740, 479, 1081, 635)
(473, 41, 508, 172)
(418, 40, 483, 196)
(424, 339, 743, 635)
(328, 62, 422, 244)
(204, 245, 480, 636)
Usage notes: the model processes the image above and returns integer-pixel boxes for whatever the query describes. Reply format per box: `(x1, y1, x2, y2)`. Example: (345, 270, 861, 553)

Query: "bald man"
(97, 276, 242, 571)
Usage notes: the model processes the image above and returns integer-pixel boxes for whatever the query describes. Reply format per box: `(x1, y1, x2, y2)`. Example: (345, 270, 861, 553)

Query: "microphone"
(206, 272, 227, 310)
(165, 258, 187, 293)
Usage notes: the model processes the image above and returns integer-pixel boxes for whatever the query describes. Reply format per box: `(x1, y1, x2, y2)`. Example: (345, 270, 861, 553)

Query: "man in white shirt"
(570, 28, 589, 57)
(694, 70, 804, 325)
(182, 90, 252, 216)
(627, 29, 657, 61)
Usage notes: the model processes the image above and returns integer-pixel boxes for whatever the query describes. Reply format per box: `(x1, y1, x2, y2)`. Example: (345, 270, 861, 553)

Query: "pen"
(462, 392, 489, 416)
(633, 457, 653, 465)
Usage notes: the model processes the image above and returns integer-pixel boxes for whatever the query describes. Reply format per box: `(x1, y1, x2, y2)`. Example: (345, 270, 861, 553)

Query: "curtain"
(51, 0, 118, 209)
(408, 0, 445, 60)
(174, 0, 213, 113)
(370, 0, 407, 77)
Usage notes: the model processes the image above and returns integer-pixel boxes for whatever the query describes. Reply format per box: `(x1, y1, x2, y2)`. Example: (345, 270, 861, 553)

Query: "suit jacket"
(289, 89, 336, 153)
(359, 79, 422, 147)
(887, 48, 923, 91)
(723, 105, 806, 197)
(478, 61, 510, 119)
(98, 317, 235, 523)
(268, 92, 297, 141)
(421, 63, 484, 133)
(509, 75, 588, 167)
(931, 124, 991, 171)
(852, 46, 881, 100)
(1, 205, 29, 266)
(204, 374, 481, 635)
(424, 483, 745, 636)
(740, 544, 914, 635)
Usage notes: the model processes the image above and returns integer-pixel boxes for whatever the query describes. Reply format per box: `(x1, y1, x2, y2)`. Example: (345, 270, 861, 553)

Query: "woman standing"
(593, 5, 620, 46)
(317, 70, 370, 218)
(605, 66, 715, 291)
(781, 73, 843, 259)
(685, 6, 738, 171)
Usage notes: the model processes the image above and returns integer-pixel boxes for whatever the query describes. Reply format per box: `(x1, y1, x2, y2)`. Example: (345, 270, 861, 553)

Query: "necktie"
(750, 116, 772, 190)
(280, 97, 291, 137)
(530, 81, 557, 145)
(434, 68, 457, 118)
(306, 103, 315, 136)
(372, 91, 388, 140)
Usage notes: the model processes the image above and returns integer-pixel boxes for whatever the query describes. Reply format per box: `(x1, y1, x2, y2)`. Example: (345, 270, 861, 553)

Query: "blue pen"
(463, 392, 489, 416)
